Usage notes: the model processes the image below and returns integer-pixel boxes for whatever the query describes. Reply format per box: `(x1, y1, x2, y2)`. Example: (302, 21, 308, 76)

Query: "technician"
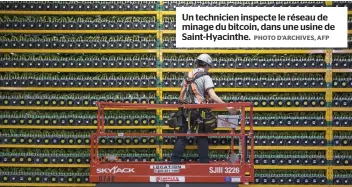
(171, 54, 237, 164)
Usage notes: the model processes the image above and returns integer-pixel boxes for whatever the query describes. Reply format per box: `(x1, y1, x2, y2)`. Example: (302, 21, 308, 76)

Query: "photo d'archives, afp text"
(253, 35, 330, 41)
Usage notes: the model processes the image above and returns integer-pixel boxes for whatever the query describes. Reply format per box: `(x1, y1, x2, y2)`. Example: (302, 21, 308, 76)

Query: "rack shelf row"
(0, 7, 341, 15)
(0, 49, 328, 54)
(0, 164, 89, 168)
(0, 50, 350, 56)
(0, 49, 352, 54)
(162, 68, 329, 73)
(162, 88, 351, 93)
(0, 126, 337, 131)
(0, 87, 350, 93)
(0, 106, 329, 111)
(0, 125, 159, 130)
(0, 10, 161, 15)
(0, 68, 328, 73)
(0, 144, 333, 151)
(0, 87, 158, 91)
(2, 49, 352, 54)
(0, 68, 158, 73)
(162, 88, 328, 92)
(0, 87, 329, 92)
(331, 69, 352, 73)
(1, 10, 343, 16)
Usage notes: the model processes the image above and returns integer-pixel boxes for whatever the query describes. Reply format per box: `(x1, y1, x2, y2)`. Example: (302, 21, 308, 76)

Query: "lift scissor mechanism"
(90, 102, 254, 185)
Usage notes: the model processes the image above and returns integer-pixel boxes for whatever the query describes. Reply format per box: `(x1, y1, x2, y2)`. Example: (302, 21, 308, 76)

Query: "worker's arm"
(207, 88, 225, 104)
(204, 75, 239, 114)
(203, 76, 222, 103)
(207, 88, 238, 114)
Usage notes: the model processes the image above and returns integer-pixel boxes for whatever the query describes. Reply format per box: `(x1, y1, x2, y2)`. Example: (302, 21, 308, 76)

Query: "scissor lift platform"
(90, 102, 254, 185)
(95, 183, 239, 187)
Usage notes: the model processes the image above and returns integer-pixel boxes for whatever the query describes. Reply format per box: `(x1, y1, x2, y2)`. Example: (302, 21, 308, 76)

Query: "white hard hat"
(197, 54, 213, 67)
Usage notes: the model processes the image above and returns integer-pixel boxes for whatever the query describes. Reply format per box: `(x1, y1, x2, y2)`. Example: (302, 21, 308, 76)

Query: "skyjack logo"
(150, 176, 185, 182)
(96, 166, 135, 174)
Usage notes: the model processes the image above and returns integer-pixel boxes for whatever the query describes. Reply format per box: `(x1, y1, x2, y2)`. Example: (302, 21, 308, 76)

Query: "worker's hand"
(226, 107, 241, 115)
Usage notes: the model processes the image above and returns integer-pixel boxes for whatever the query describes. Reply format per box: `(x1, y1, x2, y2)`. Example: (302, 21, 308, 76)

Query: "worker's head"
(196, 54, 213, 72)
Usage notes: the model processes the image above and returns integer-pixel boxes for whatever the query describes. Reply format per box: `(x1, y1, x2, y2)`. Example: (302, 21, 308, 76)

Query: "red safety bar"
(90, 102, 254, 184)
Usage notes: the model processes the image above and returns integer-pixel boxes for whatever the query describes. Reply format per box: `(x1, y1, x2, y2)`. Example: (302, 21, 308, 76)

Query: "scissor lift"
(90, 102, 254, 186)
